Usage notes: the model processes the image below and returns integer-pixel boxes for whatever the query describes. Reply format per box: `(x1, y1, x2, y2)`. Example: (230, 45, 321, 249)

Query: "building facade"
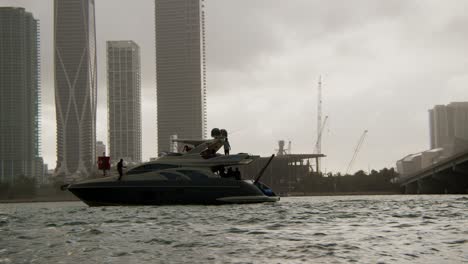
(398, 102, 468, 176)
(107, 41, 142, 163)
(155, 0, 207, 152)
(54, 0, 97, 181)
(429, 102, 468, 154)
(0, 7, 41, 184)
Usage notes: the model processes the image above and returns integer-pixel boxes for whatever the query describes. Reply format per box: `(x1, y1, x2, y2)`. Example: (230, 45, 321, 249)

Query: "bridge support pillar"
(417, 177, 446, 194)
(404, 182, 418, 194)
(435, 172, 468, 194)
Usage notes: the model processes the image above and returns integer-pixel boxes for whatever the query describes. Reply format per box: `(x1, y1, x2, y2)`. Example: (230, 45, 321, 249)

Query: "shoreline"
(0, 192, 410, 204)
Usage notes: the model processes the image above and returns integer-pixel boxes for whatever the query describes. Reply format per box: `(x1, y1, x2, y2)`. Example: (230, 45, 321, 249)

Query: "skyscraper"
(54, 0, 97, 181)
(429, 102, 468, 154)
(155, 0, 207, 152)
(107, 41, 142, 163)
(0, 7, 41, 184)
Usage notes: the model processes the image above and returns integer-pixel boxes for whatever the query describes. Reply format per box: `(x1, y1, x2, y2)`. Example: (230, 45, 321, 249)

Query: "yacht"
(65, 129, 280, 206)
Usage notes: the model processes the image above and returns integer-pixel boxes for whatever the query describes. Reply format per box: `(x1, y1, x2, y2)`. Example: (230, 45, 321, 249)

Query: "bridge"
(399, 149, 468, 194)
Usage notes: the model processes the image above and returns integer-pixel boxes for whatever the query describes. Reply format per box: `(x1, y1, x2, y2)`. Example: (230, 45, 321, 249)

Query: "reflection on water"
(0, 195, 467, 263)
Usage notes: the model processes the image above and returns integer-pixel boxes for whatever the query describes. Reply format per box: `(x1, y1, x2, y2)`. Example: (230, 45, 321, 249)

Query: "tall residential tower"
(429, 102, 468, 153)
(155, 0, 207, 152)
(107, 41, 142, 163)
(54, 0, 97, 181)
(0, 7, 41, 184)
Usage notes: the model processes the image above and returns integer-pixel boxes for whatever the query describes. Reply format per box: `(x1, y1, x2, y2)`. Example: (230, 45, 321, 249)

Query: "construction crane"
(346, 130, 368, 175)
(314, 115, 329, 154)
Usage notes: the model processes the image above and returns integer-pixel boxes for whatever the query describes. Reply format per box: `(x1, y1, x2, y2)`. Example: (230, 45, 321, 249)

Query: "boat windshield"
(177, 170, 210, 180)
(160, 172, 186, 181)
(127, 163, 179, 175)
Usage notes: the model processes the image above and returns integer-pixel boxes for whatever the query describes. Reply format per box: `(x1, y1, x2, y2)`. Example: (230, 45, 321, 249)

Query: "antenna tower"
(315, 76, 323, 173)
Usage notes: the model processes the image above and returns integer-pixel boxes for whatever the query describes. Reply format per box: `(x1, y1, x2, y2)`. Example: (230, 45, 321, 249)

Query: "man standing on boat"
(117, 159, 126, 181)
(224, 138, 231, 155)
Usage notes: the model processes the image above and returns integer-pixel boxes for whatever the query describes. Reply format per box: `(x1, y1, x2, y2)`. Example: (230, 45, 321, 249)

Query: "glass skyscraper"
(155, 0, 207, 153)
(0, 7, 41, 184)
(107, 41, 142, 163)
(54, 0, 97, 181)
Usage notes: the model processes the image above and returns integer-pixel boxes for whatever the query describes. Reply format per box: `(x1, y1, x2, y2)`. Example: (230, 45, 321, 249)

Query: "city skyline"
(0, 0, 467, 174)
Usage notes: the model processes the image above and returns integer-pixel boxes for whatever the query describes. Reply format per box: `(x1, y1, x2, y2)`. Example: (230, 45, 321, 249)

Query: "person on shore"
(224, 138, 231, 155)
(117, 159, 126, 181)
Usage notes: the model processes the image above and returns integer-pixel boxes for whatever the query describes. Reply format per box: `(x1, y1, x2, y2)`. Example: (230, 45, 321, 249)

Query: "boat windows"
(127, 164, 179, 175)
(160, 172, 183, 181)
(177, 170, 209, 180)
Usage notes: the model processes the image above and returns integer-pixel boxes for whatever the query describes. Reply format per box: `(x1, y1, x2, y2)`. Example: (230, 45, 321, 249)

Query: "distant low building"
(398, 102, 468, 177)
(96, 141, 106, 158)
(396, 153, 422, 176)
(420, 148, 443, 168)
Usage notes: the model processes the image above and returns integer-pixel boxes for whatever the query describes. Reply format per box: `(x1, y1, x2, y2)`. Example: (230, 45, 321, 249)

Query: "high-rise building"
(429, 102, 468, 154)
(107, 41, 142, 163)
(155, 0, 207, 152)
(54, 0, 97, 181)
(0, 7, 41, 184)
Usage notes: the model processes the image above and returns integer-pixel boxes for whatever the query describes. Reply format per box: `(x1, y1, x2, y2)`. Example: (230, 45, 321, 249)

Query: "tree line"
(295, 168, 400, 194)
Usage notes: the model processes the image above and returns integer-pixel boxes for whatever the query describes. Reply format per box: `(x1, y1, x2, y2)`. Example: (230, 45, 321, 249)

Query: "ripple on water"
(444, 239, 466, 245)
(144, 238, 173, 245)
(312, 232, 327, 236)
(392, 213, 420, 218)
(62, 221, 88, 226)
(112, 251, 129, 257)
(83, 247, 100, 253)
(226, 227, 248, 234)
(85, 228, 103, 235)
(265, 223, 287, 230)
(392, 223, 414, 228)
(404, 253, 419, 258)
(173, 241, 205, 248)
(247, 230, 268, 235)
(0, 258, 12, 263)
(17, 235, 34, 240)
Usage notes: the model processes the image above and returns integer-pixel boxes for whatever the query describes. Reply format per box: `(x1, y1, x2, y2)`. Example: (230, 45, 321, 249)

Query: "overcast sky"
(1, 0, 467, 174)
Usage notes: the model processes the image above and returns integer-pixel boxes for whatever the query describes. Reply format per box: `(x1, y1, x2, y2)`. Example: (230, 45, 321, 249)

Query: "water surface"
(0, 195, 467, 263)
